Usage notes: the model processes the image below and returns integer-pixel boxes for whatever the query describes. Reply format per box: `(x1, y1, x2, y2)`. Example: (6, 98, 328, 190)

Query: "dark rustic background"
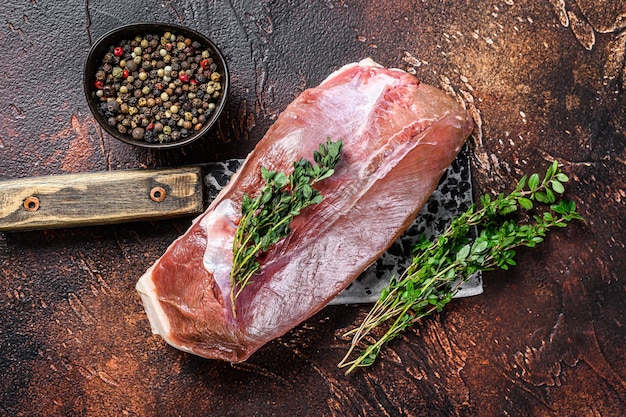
(1, 1, 625, 416)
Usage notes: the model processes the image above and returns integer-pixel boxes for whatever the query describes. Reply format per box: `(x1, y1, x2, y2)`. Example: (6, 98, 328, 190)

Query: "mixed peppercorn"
(93, 31, 224, 144)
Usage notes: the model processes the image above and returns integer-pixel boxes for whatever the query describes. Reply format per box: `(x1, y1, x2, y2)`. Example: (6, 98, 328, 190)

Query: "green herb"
(230, 138, 343, 316)
(338, 160, 584, 374)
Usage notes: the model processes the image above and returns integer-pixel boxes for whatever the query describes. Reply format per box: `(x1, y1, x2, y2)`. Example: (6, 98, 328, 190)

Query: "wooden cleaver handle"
(0, 167, 204, 232)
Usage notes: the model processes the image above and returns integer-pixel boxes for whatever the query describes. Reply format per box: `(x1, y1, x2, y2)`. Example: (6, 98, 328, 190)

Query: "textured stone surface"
(0, 1, 624, 416)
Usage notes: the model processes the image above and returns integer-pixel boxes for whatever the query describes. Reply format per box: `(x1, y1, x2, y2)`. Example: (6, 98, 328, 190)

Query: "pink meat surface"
(136, 58, 474, 362)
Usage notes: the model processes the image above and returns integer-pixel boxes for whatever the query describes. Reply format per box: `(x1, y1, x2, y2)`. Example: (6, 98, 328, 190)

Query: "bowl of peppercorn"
(83, 23, 229, 149)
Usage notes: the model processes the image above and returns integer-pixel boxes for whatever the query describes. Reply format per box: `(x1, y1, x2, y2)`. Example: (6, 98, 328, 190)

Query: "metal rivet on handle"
(150, 186, 167, 202)
(23, 196, 40, 212)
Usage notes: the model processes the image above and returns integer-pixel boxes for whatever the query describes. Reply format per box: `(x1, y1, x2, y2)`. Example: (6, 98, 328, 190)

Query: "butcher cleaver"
(0, 152, 482, 302)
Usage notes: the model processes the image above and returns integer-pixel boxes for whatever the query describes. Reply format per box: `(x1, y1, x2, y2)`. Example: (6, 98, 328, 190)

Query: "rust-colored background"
(1, 1, 625, 416)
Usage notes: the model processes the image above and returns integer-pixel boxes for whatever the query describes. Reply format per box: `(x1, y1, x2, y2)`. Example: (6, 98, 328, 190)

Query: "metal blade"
(200, 145, 482, 304)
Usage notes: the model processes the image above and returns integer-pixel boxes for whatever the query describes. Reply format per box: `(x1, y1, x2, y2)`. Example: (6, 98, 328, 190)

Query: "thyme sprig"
(230, 138, 343, 316)
(339, 160, 584, 374)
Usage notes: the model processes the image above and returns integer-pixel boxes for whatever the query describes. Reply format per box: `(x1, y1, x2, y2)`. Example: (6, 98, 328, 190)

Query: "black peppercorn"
(144, 130, 156, 143)
(106, 100, 120, 113)
(103, 52, 116, 64)
(125, 59, 138, 72)
(102, 85, 116, 97)
(131, 127, 145, 140)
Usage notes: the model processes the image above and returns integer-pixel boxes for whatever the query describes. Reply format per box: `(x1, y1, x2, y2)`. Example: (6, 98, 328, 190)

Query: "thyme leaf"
(230, 138, 343, 316)
(339, 160, 584, 373)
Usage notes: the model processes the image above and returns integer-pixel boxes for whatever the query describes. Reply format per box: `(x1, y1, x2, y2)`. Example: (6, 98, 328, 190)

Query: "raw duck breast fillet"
(136, 58, 474, 362)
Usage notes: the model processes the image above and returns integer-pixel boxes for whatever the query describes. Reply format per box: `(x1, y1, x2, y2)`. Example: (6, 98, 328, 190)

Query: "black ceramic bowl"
(83, 23, 229, 149)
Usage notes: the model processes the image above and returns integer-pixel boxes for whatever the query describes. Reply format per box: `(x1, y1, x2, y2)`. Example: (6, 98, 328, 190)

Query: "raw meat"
(136, 58, 474, 362)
